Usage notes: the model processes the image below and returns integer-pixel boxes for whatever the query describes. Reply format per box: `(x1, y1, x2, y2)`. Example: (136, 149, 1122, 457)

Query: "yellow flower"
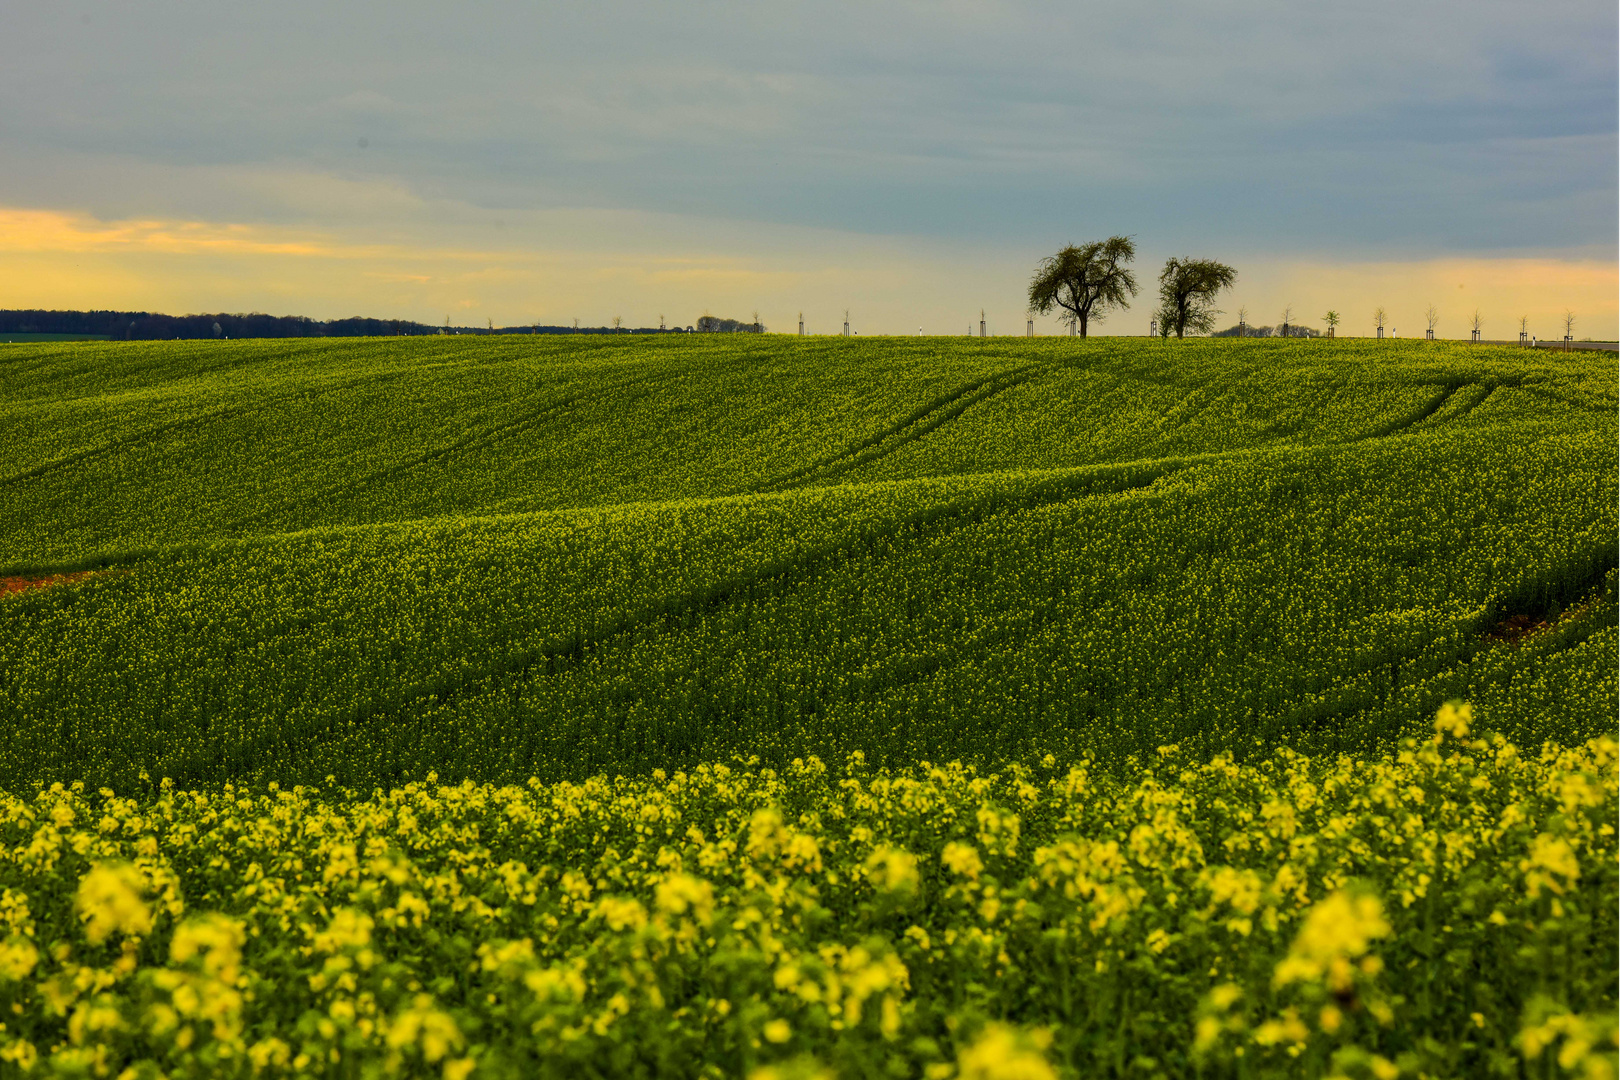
(387, 994, 464, 1063)
(865, 847, 920, 896)
(0, 937, 39, 981)
(654, 873, 715, 927)
(1433, 701, 1471, 740)
(941, 842, 984, 881)
(748, 1056, 836, 1080)
(1254, 1008, 1310, 1047)
(764, 1018, 793, 1043)
(312, 908, 374, 953)
(956, 1023, 1057, 1080)
(593, 896, 649, 932)
(76, 863, 153, 944)
(170, 912, 245, 982)
(1273, 888, 1390, 992)
(1521, 834, 1580, 898)
(1518, 997, 1619, 1076)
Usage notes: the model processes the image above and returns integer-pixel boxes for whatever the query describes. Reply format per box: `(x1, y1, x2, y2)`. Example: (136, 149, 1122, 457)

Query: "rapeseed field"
(0, 335, 1613, 1076)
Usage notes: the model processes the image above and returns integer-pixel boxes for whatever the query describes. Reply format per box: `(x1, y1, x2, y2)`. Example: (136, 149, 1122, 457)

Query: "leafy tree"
(1155, 257, 1236, 338)
(1027, 237, 1138, 338)
(1323, 310, 1340, 337)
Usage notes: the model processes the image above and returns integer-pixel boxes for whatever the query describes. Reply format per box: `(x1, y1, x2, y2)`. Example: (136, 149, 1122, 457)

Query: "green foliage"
(1027, 238, 1138, 337)
(1156, 258, 1238, 338)
(0, 336, 1614, 792)
(0, 333, 1615, 1077)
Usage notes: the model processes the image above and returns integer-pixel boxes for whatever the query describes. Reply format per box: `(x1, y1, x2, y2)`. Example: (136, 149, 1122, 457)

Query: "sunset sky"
(3, 0, 1615, 337)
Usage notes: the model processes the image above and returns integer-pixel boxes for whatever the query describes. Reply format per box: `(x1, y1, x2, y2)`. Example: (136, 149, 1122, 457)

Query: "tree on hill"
(1155, 258, 1236, 338)
(1027, 237, 1138, 338)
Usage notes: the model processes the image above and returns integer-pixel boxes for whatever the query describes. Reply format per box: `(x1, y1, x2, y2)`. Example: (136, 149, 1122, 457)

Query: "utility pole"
(798, 312, 804, 336)
(979, 310, 986, 338)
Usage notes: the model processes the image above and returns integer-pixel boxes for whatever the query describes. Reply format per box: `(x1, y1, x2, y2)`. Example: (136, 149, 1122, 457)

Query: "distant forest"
(0, 310, 694, 340)
(1211, 323, 1322, 338)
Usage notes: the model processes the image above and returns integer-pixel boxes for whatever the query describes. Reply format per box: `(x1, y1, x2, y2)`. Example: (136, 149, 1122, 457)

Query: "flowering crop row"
(0, 707, 1610, 1078)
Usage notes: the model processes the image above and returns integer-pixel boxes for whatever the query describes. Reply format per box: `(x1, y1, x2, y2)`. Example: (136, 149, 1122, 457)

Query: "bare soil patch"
(0, 570, 103, 598)
(1482, 587, 1614, 647)
(1481, 612, 1552, 645)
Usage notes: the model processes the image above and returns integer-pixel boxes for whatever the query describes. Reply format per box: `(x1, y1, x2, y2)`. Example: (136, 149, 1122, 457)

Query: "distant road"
(1532, 340, 1618, 352)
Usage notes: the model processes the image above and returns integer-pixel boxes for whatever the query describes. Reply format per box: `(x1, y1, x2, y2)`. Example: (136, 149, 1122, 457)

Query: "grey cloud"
(1, 0, 1612, 255)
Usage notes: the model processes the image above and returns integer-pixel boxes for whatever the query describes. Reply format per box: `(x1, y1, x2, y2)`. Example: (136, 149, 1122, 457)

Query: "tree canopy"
(1155, 258, 1237, 339)
(1027, 237, 1138, 338)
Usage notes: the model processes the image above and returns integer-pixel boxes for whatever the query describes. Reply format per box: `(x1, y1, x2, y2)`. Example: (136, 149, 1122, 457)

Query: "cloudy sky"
(3, 0, 1615, 336)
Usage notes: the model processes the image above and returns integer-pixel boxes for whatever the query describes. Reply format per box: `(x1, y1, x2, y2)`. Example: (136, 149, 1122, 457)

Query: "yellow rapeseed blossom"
(1273, 888, 1391, 993)
(1521, 834, 1581, 898)
(956, 1023, 1058, 1080)
(0, 705, 1603, 1079)
(941, 842, 984, 881)
(75, 863, 153, 944)
(865, 846, 920, 896)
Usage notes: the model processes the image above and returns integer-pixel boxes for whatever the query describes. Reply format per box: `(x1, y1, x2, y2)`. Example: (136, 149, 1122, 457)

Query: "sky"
(2, 0, 1615, 337)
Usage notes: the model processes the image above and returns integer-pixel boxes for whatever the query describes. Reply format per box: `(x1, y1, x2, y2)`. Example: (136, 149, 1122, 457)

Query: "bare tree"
(1278, 305, 1294, 338)
(1156, 257, 1237, 338)
(1323, 310, 1340, 337)
(1374, 306, 1387, 338)
(1518, 314, 1529, 345)
(1236, 305, 1249, 336)
(1425, 305, 1439, 339)
(1563, 310, 1576, 338)
(1028, 236, 1139, 338)
(1470, 309, 1483, 342)
(611, 315, 622, 331)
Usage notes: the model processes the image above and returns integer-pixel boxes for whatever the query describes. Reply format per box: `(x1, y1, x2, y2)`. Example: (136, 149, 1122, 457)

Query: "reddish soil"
(1481, 612, 1552, 645)
(1482, 589, 1610, 647)
(0, 570, 103, 598)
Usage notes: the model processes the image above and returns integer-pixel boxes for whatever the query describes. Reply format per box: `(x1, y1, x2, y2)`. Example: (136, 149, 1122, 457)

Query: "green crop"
(0, 334, 1613, 1075)
(0, 337, 1612, 791)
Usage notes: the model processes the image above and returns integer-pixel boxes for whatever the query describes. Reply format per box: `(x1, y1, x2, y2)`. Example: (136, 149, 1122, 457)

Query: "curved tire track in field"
(223, 370, 686, 535)
(283, 462, 1183, 772)
(0, 363, 446, 490)
(1359, 382, 1465, 440)
(1353, 375, 1530, 444)
(748, 364, 1047, 494)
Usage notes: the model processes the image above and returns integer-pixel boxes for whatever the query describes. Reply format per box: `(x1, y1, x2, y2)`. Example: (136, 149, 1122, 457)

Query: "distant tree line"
(1211, 323, 1320, 338)
(0, 310, 444, 340)
(0, 311, 706, 340)
(695, 314, 765, 333)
